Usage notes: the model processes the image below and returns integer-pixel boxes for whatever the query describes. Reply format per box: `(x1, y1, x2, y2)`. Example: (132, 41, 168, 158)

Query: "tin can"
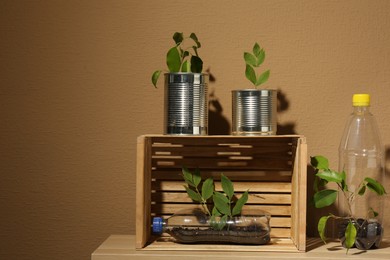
(164, 73, 208, 135)
(232, 89, 277, 135)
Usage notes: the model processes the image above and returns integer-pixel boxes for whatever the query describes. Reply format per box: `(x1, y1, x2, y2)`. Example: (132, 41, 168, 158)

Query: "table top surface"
(92, 235, 390, 260)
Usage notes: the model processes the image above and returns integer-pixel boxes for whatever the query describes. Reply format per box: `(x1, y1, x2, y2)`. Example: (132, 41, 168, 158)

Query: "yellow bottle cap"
(353, 94, 370, 106)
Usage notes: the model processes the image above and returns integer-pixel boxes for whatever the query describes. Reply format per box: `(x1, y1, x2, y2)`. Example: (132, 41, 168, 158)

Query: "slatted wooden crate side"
(150, 141, 293, 170)
(136, 135, 152, 249)
(290, 137, 307, 251)
(150, 179, 293, 237)
(149, 136, 295, 238)
(136, 135, 307, 252)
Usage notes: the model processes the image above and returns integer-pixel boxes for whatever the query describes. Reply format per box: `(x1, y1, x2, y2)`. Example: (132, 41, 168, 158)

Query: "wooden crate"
(136, 135, 307, 252)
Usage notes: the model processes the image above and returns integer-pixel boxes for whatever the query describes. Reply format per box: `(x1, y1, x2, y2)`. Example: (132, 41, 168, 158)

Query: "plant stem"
(195, 186, 211, 216)
(338, 183, 353, 217)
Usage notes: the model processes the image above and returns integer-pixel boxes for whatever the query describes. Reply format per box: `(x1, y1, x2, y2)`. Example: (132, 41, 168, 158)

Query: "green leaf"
(365, 177, 386, 195)
(202, 178, 214, 200)
(343, 183, 349, 192)
(221, 174, 234, 199)
(245, 64, 256, 85)
(345, 221, 357, 252)
(166, 47, 181, 72)
(358, 185, 366, 196)
(253, 42, 261, 57)
(213, 215, 227, 230)
(173, 32, 183, 45)
(316, 169, 343, 183)
(190, 56, 203, 73)
(313, 177, 320, 193)
(219, 215, 227, 229)
(190, 33, 201, 48)
(313, 189, 337, 208)
(182, 167, 195, 187)
(255, 49, 265, 67)
(256, 70, 270, 86)
(213, 193, 231, 215)
(213, 191, 229, 203)
(185, 186, 202, 202)
(232, 190, 248, 216)
(212, 206, 221, 216)
(210, 215, 227, 230)
(313, 176, 329, 193)
(192, 46, 199, 57)
(244, 52, 257, 66)
(209, 215, 218, 230)
(181, 60, 190, 72)
(210, 215, 216, 223)
(317, 216, 330, 243)
(310, 156, 329, 170)
(151, 70, 161, 88)
(192, 168, 202, 187)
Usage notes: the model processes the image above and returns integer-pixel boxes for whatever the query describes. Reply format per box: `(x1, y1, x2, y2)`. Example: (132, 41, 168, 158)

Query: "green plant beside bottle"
(152, 32, 203, 88)
(182, 167, 249, 230)
(310, 155, 386, 253)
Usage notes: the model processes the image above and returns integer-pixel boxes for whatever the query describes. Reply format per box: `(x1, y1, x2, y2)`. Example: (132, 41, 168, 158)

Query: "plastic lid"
(353, 94, 370, 106)
(152, 217, 163, 234)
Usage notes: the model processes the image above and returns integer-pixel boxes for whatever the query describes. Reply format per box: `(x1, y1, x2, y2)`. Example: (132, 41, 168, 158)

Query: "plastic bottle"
(338, 94, 385, 249)
(152, 207, 271, 245)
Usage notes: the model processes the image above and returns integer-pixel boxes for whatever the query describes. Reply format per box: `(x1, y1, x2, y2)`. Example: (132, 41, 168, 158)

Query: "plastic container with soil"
(152, 207, 271, 245)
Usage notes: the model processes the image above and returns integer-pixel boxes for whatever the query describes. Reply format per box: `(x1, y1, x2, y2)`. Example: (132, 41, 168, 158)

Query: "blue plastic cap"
(152, 217, 163, 234)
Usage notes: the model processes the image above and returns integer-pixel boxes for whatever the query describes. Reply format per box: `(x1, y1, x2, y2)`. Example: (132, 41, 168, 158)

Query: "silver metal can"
(232, 89, 277, 135)
(164, 73, 208, 135)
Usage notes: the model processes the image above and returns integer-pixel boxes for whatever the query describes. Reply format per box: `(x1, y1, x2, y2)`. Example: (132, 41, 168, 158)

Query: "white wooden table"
(92, 235, 390, 260)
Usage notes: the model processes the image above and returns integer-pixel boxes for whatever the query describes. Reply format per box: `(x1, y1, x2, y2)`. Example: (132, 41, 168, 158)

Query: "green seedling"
(244, 42, 270, 88)
(182, 167, 248, 230)
(152, 32, 203, 87)
(311, 155, 386, 253)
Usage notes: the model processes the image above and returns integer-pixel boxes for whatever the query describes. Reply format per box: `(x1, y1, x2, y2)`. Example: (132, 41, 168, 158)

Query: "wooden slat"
(152, 204, 291, 216)
(145, 237, 298, 252)
(271, 217, 291, 228)
(152, 192, 291, 204)
(150, 136, 296, 147)
(290, 137, 307, 251)
(271, 228, 291, 238)
(135, 136, 151, 249)
(152, 181, 292, 193)
(151, 169, 292, 182)
(152, 157, 292, 170)
(152, 146, 293, 157)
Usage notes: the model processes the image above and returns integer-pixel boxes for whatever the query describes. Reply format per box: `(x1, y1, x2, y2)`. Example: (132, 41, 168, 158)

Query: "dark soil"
(339, 218, 383, 250)
(166, 225, 270, 245)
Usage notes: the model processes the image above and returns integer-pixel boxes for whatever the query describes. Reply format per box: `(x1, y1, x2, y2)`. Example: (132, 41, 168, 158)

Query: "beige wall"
(1, 0, 390, 259)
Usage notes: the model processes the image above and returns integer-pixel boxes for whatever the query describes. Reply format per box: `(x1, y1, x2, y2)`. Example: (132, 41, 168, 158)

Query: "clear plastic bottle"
(338, 94, 385, 249)
(152, 207, 271, 245)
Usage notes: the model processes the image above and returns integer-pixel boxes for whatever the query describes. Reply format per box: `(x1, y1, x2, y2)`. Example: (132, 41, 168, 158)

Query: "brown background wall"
(1, 0, 390, 259)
